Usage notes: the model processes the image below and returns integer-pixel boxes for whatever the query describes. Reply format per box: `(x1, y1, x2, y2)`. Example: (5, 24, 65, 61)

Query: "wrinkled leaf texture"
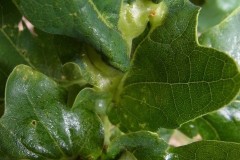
(0, 65, 104, 159)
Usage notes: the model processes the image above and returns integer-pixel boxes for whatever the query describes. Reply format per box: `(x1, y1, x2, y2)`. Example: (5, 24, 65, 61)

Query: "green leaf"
(189, 0, 205, 6)
(0, 0, 87, 98)
(0, 0, 28, 98)
(197, 0, 240, 32)
(203, 99, 240, 142)
(199, 7, 240, 65)
(107, 131, 168, 160)
(61, 45, 124, 91)
(13, 0, 130, 71)
(17, 29, 83, 79)
(179, 117, 219, 140)
(117, 151, 137, 160)
(179, 8, 240, 143)
(157, 128, 174, 142)
(180, 95, 240, 142)
(0, 65, 104, 159)
(167, 141, 240, 160)
(0, 26, 84, 98)
(73, 88, 112, 115)
(108, 0, 240, 131)
(178, 121, 200, 139)
(0, 102, 3, 118)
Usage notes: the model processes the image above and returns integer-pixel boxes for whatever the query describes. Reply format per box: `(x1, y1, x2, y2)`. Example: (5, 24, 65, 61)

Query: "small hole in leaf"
(22, 51, 26, 56)
(31, 120, 37, 127)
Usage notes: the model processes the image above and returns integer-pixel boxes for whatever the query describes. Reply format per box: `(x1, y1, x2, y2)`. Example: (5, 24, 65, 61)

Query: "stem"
(102, 116, 112, 146)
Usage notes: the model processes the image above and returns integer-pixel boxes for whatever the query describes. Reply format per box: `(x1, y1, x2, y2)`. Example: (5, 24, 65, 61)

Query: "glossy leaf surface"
(13, 0, 130, 71)
(197, 0, 240, 32)
(107, 131, 168, 160)
(62, 45, 124, 91)
(180, 96, 240, 142)
(0, 65, 104, 159)
(203, 100, 240, 142)
(199, 7, 240, 65)
(109, 0, 240, 131)
(0, 0, 85, 98)
(168, 141, 240, 160)
(73, 88, 112, 115)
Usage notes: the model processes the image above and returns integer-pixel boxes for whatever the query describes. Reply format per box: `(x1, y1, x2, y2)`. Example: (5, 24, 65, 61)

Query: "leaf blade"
(179, 7, 240, 143)
(197, 0, 240, 32)
(180, 96, 240, 143)
(107, 131, 168, 160)
(0, 65, 104, 159)
(109, 0, 240, 131)
(199, 7, 240, 65)
(13, 0, 130, 71)
(168, 141, 240, 160)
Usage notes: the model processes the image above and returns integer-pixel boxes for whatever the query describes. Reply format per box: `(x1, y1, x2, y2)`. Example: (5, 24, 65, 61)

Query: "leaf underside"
(13, 0, 130, 71)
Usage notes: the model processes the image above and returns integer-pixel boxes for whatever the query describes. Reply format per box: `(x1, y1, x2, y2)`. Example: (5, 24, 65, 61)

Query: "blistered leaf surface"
(0, 0, 85, 98)
(0, 65, 104, 159)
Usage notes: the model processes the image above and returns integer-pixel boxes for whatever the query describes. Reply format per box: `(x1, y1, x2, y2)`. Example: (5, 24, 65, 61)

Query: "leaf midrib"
(0, 29, 34, 68)
(26, 93, 66, 157)
(87, 0, 113, 29)
(123, 78, 236, 90)
(0, 123, 44, 159)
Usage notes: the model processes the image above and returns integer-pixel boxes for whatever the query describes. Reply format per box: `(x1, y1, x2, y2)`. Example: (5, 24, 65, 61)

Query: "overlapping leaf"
(197, 0, 240, 32)
(157, 128, 174, 142)
(180, 97, 240, 142)
(62, 46, 124, 91)
(13, 0, 130, 71)
(106, 132, 240, 160)
(0, 0, 86, 99)
(189, 0, 205, 6)
(167, 141, 240, 160)
(108, 0, 240, 132)
(180, 7, 240, 142)
(107, 131, 168, 160)
(0, 65, 104, 159)
(0, 0, 28, 98)
(0, 102, 3, 118)
(73, 88, 112, 115)
(199, 7, 240, 65)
